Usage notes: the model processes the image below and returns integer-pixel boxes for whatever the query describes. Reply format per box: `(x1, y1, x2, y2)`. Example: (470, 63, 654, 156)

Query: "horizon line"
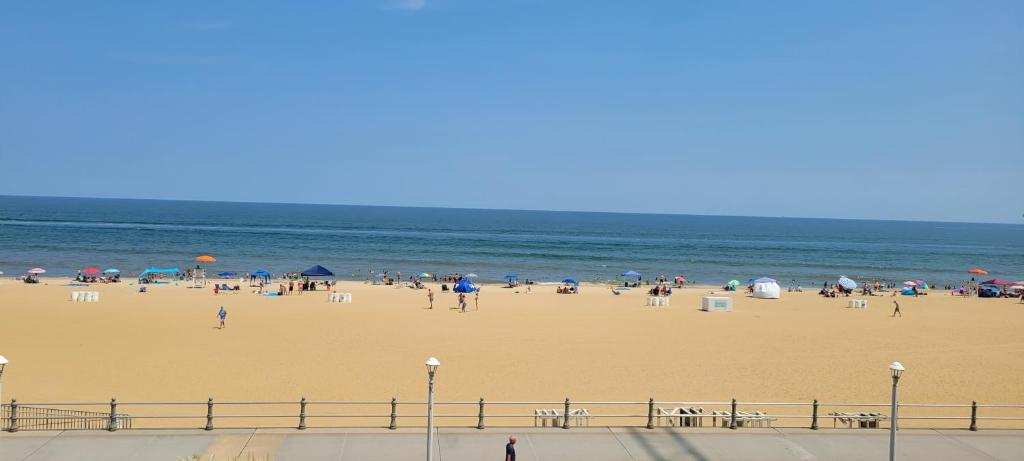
(0, 193, 1020, 226)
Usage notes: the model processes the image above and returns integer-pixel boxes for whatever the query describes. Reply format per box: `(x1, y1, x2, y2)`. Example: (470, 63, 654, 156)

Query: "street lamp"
(888, 361, 905, 461)
(425, 357, 440, 461)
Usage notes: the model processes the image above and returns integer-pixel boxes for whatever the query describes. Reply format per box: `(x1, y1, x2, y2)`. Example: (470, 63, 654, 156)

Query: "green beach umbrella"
(728, 280, 740, 287)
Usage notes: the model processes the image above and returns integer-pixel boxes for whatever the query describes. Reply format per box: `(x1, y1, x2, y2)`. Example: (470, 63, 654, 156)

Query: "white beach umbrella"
(465, 273, 478, 278)
(28, 268, 46, 274)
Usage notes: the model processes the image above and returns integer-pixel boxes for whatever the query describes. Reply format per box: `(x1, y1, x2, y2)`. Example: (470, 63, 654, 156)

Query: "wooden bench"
(710, 410, 776, 428)
(830, 412, 888, 428)
(533, 408, 591, 427)
(656, 407, 704, 427)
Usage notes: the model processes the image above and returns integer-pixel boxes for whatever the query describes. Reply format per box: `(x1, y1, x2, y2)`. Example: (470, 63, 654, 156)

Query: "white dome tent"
(752, 277, 781, 299)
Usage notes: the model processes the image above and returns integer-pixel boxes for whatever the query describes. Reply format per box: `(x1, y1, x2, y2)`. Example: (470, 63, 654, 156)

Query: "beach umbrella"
(82, 267, 101, 275)
(103, 268, 120, 274)
(504, 274, 518, 280)
(453, 279, 477, 293)
(982, 279, 1013, 286)
(28, 268, 46, 274)
(727, 280, 740, 287)
(968, 268, 988, 275)
(374, 273, 386, 279)
(465, 273, 478, 278)
(903, 281, 917, 286)
(195, 255, 216, 263)
(837, 276, 857, 290)
(621, 270, 641, 278)
(674, 276, 686, 282)
(418, 272, 431, 278)
(562, 278, 578, 285)
(753, 277, 776, 284)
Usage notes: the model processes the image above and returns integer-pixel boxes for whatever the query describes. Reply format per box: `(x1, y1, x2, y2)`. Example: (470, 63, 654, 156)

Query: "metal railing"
(3, 397, 1022, 432)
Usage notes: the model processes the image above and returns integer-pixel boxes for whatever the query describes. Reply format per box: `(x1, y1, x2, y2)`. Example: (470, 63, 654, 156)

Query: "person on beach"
(428, 289, 434, 309)
(505, 436, 517, 461)
(458, 292, 466, 312)
(892, 300, 901, 318)
(217, 306, 227, 328)
(474, 291, 480, 310)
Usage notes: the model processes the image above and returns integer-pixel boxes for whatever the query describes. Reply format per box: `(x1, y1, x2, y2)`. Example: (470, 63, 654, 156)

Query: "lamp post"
(425, 357, 440, 461)
(888, 361, 905, 461)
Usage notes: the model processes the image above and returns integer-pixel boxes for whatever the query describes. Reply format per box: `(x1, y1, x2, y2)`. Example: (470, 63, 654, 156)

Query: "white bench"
(710, 410, 775, 428)
(70, 291, 100, 302)
(327, 292, 352, 303)
(657, 407, 704, 427)
(847, 299, 868, 308)
(533, 408, 591, 427)
(830, 412, 888, 428)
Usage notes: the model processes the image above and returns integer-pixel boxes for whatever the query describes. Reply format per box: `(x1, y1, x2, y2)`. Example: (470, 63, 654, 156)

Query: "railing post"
(388, 397, 397, 430)
(477, 398, 485, 430)
(562, 398, 571, 429)
(108, 398, 118, 432)
(8, 399, 17, 432)
(810, 399, 819, 430)
(729, 399, 737, 430)
(646, 398, 655, 429)
(298, 397, 307, 430)
(969, 401, 977, 431)
(205, 397, 214, 431)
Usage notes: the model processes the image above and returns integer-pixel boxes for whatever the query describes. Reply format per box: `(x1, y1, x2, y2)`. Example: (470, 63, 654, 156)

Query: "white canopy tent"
(752, 277, 781, 299)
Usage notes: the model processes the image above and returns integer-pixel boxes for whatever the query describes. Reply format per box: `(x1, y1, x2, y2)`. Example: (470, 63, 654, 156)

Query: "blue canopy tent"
(250, 269, 271, 285)
(140, 267, 179, 276)
(453, 279, 477, 293)
(504, 274, 518, 281)
(301, 265, 334, 277)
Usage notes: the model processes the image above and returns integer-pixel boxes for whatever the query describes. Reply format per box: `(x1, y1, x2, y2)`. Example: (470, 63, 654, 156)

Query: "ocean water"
(0, 195, 1021, 286)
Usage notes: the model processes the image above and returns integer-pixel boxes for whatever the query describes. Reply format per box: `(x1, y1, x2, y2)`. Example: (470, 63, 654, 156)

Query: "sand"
(1, 278, 1022, 427)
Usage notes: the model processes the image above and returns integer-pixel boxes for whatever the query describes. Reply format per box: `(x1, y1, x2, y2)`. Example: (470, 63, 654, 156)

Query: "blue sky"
(1, 1, 1021, 223)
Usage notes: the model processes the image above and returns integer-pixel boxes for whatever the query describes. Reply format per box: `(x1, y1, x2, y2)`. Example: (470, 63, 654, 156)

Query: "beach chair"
(534, 409, 560, 427)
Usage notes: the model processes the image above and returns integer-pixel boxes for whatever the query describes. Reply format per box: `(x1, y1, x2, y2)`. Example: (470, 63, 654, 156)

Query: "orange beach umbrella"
(967, 268, 988, 275)
(195, 255, 216, 263)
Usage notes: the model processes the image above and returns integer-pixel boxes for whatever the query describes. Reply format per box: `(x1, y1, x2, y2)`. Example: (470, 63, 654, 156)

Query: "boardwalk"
(2, 428, 1022, 461)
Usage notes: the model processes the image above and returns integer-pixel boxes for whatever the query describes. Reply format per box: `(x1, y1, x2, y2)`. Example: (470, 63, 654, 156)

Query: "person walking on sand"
(217, 306, 227, 328)
(458, 292, 466, 312)
(428, 289, 434, 309)
(892, 300, 901, 318)
(505, 436, 517, 461)
(474, 291, 480, 311)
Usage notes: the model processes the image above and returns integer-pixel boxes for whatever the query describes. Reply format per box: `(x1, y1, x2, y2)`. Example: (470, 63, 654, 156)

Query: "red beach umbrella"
(82, 268, 101, 275)
(968, 268, 988, 275)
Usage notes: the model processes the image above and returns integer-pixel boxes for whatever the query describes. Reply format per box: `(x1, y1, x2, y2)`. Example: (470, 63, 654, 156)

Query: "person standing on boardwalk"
(428, 289, 434, 309)
(505, 436, 517, 461)
(217, 306, 227, 328)
(892, 300, 901, 318)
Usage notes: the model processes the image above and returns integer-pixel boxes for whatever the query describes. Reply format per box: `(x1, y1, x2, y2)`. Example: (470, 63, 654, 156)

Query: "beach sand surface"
(1, 279, 1022, 427)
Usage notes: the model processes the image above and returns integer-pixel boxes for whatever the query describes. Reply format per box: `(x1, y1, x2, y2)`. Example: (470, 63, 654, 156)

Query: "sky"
(0, 1, 1021, 223)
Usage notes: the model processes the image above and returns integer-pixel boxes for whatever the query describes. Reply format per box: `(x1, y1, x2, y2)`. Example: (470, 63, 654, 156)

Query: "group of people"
(74, 272, 120, 284)
(556, 285, 578, 294)
(648, 284, 673, 296)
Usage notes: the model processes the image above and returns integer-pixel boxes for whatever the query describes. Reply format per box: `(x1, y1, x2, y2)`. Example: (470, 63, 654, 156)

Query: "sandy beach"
(2, 278, 1022, 411)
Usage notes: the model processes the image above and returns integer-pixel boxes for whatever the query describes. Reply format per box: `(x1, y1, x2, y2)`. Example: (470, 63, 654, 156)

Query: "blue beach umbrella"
(103, 268, 120, 274)
(217, 271, 237, 277)
(838, 276, 857, 290)
(621, 270, 640, 278)
(504, 274, 518, 280)
(562, 278, 578, 285)
(453, 279, 477, 293)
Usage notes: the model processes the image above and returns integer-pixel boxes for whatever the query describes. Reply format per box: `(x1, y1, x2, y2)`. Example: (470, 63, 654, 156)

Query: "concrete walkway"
(2, 428, 1022, 461)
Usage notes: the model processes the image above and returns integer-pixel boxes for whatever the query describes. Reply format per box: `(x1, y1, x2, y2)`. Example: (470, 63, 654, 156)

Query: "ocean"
(0, 195, 1021, 286)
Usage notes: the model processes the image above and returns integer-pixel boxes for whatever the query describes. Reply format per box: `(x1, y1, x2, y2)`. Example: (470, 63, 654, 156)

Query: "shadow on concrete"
(619, 428, 710, 461)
